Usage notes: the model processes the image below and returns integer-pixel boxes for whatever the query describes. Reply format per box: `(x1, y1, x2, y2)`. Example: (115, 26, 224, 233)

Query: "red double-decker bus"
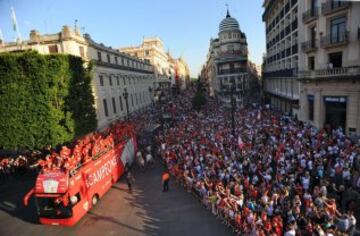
(23, 125, 137, 226)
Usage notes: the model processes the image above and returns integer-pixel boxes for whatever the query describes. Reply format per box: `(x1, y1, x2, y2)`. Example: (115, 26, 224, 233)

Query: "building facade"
(173, 56, 191, 90)
(298, 0, 360, 135)
(0, 26, 155, 129)
(119, 37, 190, 99)
(203, 10, 254, 104)
(262, 0, 300, 116)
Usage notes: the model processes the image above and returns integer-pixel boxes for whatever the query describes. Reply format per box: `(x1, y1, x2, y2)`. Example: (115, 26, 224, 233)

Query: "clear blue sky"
(0, 0, 265, 77)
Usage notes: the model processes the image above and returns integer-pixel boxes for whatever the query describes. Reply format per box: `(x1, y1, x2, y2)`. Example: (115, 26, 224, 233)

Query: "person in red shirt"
(162, 170, 170, 192)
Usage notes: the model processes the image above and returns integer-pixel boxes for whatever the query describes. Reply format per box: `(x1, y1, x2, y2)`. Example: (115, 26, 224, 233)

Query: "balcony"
(301, 39, 317, 52)
(263, 68, 298, 78)
(93, 60, 154, 74)
(218, 68, 247, 75)
(218, 50, 246, 58)
(302, 7, 319, 23)
(299, 66, 360, 80)
(320, 31, 349, 48)
(220, 84, 244, 93)
(321, 0, 351, 15)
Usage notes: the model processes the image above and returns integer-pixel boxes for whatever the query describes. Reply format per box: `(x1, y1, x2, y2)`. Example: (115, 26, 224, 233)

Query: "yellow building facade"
(119, 37, 190, 95)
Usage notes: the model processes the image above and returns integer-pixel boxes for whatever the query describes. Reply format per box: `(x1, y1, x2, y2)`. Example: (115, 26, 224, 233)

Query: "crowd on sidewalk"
(156, 89, 360, 235)
(0, 153, 39, 179)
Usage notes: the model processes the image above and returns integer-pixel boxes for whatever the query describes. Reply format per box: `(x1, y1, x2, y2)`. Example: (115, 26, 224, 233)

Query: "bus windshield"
(35, 197, 73, 219)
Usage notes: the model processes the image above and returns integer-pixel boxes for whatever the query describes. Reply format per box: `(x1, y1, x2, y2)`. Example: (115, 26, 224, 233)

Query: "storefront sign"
(323, 96, 347, 103)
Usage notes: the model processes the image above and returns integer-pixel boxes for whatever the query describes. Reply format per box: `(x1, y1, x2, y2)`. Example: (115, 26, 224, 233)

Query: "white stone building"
(0, 26, 155, 129)
(298, 0, 360, 135)
(262, 0, 300, 116)
(203, 10, 252, 104)
(119, 37, 190, 99)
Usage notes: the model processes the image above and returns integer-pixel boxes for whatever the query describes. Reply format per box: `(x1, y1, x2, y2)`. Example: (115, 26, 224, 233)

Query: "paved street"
(0, 161, 231, 236)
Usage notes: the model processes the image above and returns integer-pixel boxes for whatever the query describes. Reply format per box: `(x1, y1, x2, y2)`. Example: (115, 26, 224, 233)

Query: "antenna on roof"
(11, 7, 22, 43)
(74, 19, 80, 34)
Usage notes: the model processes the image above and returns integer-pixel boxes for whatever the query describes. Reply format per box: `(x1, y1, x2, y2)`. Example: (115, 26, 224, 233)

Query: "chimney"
(29, 30, 40, 43)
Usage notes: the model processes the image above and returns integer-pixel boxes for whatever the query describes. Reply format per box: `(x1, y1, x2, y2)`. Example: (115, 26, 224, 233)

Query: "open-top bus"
(23, 123, 137, 226)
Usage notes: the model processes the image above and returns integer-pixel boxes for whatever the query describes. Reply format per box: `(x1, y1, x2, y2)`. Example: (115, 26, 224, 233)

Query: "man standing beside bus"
(126, 171, 135, 193)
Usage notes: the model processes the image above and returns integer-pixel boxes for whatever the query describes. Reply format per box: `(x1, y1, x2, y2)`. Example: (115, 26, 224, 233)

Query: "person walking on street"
(125, 171, 135, 193)
(136, 151, 145, 170)
(146, 152, 154, 168)
(162, 170, 170, 192)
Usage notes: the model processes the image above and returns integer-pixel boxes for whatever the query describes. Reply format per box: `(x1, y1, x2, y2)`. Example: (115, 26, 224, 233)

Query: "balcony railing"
(299, 66, 360, 79)
(320, 31, 349, 48)
(218, 50, 246, 58)
(263, 68, 298, 78)
(264, 88, 298, 100)
(302, 7, 319, 23)
(301, 39, 317, 52)
(321, 0, 351, 15)
(218, 68, 247, 75)
(220, 84, 244, 92)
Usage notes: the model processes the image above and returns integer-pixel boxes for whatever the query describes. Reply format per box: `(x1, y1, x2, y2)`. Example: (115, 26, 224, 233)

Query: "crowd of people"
(37, 121, 135, 174)
(0, 153, 39, 179)
(0, 121, 135, 179)
(2, 86, 360, 235)
(156, 90, 360, 235)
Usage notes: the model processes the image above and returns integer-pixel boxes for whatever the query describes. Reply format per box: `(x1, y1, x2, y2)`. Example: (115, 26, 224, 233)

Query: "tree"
(0, 51, 97, 150)
(192, 79, 207, 111)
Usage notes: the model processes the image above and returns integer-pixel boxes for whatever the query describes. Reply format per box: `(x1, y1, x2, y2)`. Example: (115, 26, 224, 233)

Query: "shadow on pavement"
(113, 160, 231, 236)
(87, 211, 149, 234)
(0, 172, 39, 224)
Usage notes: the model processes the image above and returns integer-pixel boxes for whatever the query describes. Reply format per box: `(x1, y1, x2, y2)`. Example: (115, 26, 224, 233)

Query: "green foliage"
(192, 80, 207, 111)
(0, 51, 97, 150)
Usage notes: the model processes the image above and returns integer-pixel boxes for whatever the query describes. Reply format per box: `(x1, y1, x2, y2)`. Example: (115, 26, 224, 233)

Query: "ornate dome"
(219, 10, 240, 33)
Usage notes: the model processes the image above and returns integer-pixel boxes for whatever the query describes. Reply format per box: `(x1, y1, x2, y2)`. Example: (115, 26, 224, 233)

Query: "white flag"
(238, 136, 244, 149)
(11, 7, 22, 42)
(257, 111, 261, 120)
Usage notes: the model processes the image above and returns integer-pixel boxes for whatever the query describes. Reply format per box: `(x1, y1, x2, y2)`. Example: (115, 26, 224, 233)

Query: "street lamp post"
(148, 86, 154, 107)
(148, 86, 155, 127)
(123, 88, 129, 121)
